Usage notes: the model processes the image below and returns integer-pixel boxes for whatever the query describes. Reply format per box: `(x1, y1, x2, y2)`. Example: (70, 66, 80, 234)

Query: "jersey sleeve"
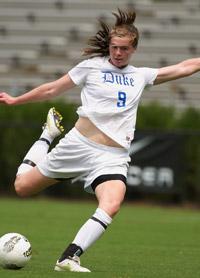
(68, 59, 91, 85)
(139, 67, 158, 85)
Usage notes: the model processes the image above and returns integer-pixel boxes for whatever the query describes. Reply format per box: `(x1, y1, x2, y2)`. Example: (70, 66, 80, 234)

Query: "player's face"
(109, 36, 135, 68)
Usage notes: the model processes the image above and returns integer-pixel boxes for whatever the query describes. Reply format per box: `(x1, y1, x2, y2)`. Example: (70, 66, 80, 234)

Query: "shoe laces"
(69, 255, 80, 265)
(52, 107, 64, 132)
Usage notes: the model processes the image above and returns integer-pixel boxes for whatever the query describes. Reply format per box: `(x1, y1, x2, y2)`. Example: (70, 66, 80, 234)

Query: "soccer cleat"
(54, 256, 91, 272)
(43, 107, 64, 138)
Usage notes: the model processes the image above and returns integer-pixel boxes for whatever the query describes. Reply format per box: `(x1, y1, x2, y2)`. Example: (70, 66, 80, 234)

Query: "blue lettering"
(117, 91, 127, 107)
(102, 71, 134, 87)
(122, 74, 129, 86)
(103, 72, 114, 83)
(130, 78, 134, 86)
(116, 75, 123, 85)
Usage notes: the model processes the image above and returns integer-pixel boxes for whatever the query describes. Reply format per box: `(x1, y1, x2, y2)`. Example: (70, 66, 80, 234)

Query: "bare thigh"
(95, 180, 126, 217)
(14, 166, 58, 197)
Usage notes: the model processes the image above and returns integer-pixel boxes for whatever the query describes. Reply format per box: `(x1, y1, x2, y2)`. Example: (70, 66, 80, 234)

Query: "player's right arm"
(0, 74, 76, 106)
(154, 58, 200, 85)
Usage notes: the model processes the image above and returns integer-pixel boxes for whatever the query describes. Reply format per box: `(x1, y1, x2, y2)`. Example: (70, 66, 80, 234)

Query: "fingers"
(0, 92, 6, 102)
(0, 92, 12, 105)
(0, 92, 7, 98)
(0, 92, 5, 101)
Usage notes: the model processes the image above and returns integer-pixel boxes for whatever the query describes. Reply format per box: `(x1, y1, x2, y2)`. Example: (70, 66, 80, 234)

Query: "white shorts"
(37, 128, 131, 194)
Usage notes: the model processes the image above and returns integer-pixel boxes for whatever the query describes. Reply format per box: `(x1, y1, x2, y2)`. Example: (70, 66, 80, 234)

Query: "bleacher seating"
(0, 0, 199, 109)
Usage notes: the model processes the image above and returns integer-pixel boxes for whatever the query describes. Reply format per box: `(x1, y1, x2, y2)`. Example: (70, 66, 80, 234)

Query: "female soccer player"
(0, 9, 200, 272)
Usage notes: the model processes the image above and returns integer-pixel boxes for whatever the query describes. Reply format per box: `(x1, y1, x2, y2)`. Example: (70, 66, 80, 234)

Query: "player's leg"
(14, 107, 64, 197)
(54, 179, 126, 272)
(15, 167, 58, 197)
(95, 179, 126, 216)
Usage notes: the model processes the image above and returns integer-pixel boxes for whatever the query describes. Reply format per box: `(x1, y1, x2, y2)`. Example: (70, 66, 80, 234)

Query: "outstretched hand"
(0, 92, 16, 105)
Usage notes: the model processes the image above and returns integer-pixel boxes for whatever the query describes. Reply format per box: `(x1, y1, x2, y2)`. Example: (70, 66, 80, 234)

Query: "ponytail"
(82, 8, 139, 57)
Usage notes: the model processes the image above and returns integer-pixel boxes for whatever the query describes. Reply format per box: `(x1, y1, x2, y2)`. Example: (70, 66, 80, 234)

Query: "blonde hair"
(83, 8, 139, 57)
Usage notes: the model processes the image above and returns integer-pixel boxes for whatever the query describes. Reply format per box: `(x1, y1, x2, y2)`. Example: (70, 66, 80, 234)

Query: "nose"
(115, 47, 122, 56)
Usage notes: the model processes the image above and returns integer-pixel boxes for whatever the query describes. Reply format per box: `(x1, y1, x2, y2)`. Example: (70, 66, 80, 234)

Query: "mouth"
(113, 59, 124, 66)
(114, 58, 122, 62)
(109, 58, 127, 68)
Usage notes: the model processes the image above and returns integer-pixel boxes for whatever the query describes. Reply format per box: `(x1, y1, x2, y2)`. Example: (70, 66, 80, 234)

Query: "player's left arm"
(154, 58, 200, 85)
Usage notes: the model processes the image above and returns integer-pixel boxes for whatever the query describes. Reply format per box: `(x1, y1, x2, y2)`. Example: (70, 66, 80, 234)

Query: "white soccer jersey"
(68, 57, 158, 149)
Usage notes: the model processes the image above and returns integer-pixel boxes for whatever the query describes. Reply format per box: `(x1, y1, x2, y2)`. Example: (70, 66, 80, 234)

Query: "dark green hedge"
(0, 101, 200, 202)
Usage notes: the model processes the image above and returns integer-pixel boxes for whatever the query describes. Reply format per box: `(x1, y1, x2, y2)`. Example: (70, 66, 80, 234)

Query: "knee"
(110, 200, 122, 216)
(14, 176, 30, 198)
(101, 199, 123, 217)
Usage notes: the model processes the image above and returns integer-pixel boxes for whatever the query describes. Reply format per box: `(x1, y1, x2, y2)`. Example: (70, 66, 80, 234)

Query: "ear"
(131, 47, 136, 54)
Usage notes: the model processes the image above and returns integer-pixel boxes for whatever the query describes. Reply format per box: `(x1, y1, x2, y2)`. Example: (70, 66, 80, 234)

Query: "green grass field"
(0, 197, 199, 278)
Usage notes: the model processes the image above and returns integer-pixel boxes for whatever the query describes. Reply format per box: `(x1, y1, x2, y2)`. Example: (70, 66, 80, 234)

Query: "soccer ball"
(0, 233, 32, 269)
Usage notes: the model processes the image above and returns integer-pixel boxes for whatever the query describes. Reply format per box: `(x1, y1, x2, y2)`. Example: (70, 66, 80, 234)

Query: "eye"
(121, 47, 129, 51)
(111, 46, 118, 50)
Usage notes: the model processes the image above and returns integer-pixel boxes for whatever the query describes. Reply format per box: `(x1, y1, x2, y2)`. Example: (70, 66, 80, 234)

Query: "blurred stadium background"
(0, 0, 200, 107)
(0, 0, 200, 204)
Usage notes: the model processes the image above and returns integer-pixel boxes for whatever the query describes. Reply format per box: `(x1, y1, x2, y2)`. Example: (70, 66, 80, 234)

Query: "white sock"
(17, 136, 50, 175)
(72, 208, 112, 252)
(40, 127, 55, 144)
